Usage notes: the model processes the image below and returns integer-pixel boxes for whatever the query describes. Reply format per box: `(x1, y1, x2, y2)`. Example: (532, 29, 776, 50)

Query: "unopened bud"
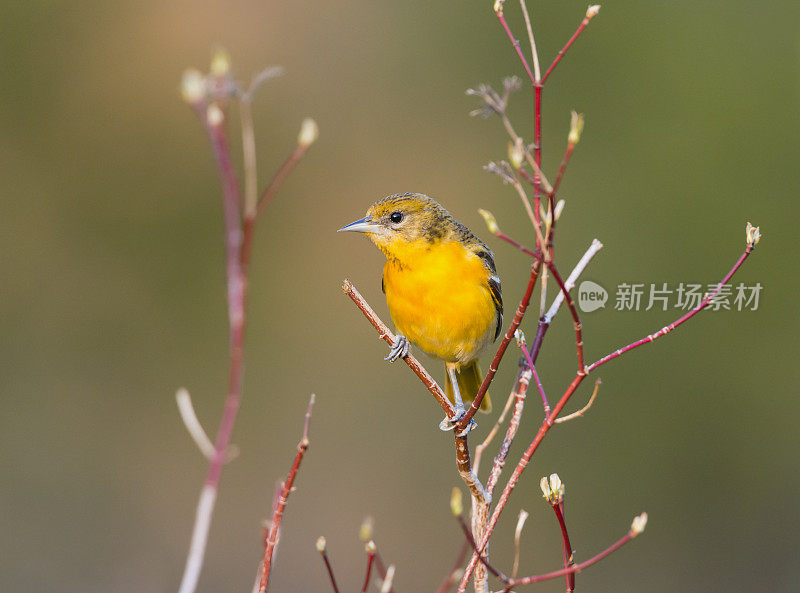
(745, 222, 761, 247)
(210, 47, 231, 77)
(539, 204, 552, 228)
(586, 5, 601, 18)
(630, 512, 648, 537)
(315, 536, 327, 552)
(181, 69, 206, 104)
(359, 516, 374, 542)
(568, 111, 585, 145)
(365, 540, 377, 554)
(494, 0, 505, 15)
(554, 199, 566, 221)
(450, 487, 463, 516)
(298, 118, 319, 147)
(478, 209, 499, 234)
(514, 329, 526, 349)
(508, 139, 525, 169)
(514, 509, 530, 541)
(206, 103, 224, 127)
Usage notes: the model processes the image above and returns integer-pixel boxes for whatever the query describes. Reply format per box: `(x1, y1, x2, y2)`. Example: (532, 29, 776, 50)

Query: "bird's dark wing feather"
(488, 275, 503, 341)
(475, 249, 503, 341)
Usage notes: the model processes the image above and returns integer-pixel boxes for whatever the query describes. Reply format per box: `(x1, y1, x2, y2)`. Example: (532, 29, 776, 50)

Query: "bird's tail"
(444, 359, 492, 414)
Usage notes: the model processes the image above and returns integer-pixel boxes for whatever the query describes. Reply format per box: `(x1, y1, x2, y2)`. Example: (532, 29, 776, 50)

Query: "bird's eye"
(390, 211, 404, 224)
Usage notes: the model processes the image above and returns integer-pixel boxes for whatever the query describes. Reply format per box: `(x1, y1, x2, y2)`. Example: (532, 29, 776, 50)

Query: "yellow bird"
(339, 193, 502, 434)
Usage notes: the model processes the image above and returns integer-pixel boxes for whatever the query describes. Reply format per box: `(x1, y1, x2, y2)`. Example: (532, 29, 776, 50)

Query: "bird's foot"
(439, 407, 477, 437)
(384, 334, 410, 362)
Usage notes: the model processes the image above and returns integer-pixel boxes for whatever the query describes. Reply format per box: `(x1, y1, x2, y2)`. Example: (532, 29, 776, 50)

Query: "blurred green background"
(1, 1, 798, 591)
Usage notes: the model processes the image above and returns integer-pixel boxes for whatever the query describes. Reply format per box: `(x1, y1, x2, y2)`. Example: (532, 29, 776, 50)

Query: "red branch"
(435, 540, 470, 593)
(458, 510, 638, 591)
(587, 243, 755, 372)
(495, 8, 536, 86)
(541, 9, 599, 84)
(458, 242, 758, 590)
(318, 546, 341, 593)
(545, 261, 584, 371)
(256, 143, 311, 217)
(551, 502, 575, 592)
(362, 550, 376, 593)
(202, 112, 247, 489)
(511, 530, 634, 586)
(259, 394, 316, 592)
(342, 280, 455, 418)
(552, 142, 575, 198)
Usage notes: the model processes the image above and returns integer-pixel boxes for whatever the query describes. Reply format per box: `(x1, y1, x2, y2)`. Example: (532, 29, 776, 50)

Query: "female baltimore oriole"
(339, 193, 502, 434)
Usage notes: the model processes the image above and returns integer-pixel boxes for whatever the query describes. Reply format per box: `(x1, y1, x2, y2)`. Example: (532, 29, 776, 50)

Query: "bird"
(339, 193, 502, 435)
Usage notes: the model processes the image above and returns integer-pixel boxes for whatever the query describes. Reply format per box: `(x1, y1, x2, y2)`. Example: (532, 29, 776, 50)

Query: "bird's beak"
(337, 216, 379, 234)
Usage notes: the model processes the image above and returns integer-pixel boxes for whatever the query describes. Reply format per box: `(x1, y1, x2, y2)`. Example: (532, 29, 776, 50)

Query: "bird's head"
(338, 193, 456, 258)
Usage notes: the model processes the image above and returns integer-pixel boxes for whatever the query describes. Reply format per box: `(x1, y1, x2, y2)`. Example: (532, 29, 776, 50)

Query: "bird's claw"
(439, 408, 477, 437)
(384, 334, 410, 362)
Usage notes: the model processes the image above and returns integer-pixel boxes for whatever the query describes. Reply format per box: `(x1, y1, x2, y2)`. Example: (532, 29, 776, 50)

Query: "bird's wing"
(474, 249, 504, 341)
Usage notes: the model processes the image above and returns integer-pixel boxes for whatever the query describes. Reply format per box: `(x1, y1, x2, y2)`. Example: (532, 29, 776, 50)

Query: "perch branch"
(342, 280, 455, 418)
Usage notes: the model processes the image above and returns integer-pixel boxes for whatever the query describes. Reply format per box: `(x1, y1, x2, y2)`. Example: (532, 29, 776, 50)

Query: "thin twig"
(478, 209, 537, 259)
(435, 540, 470, 593)
(474, 386, 519, 475)
(240, 97, 258, 218)
(176, 388, 220, 461)
(380, 565, 396, 593)
(544, 261, 584, 371)
(512, 510, 529, 580)
(541, 6, 601, 84)
(511, 524, 639, 586)
(373, 550, 397, 593)
(316, 538, 341, 593)
(362, 543, 376, 593)
(555, 379, 600, 424)
(518, 0, 541, 82)
(494, 1, 536, 86)
(485, 366, 531, 497)
(259, 394, 316, 592)
(515, 332, 549, 416)
(586, 242, 757, 372)
(543, 240, 603, 324)
(455, 513, 510, 583)
(255, 143, 310, 218)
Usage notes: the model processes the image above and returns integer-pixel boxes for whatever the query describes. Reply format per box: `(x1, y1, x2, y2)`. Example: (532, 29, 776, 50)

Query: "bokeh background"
(2, 1, 798, 592)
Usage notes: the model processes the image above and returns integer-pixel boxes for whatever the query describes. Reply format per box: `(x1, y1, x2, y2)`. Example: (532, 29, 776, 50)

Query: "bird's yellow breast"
(382, 240, 496, 365)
